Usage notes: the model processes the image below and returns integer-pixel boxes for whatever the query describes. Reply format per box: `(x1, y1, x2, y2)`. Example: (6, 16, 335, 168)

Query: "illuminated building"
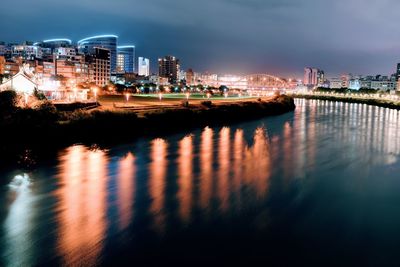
(34, 39, 72, 49)
(396, 63, 400, 80)
(0, 42, 9, 56)
(186, 68, 194, 85)
(246, 74, 288, 90)
(138, 57, 150, 76)
(85, 47, 111, 86)
(0, 56, 5, 75)
(54, 47, 77, 59)
(341, 74, 350, 88)
(78, 35, 117, 73)
(11, 42, 41, 60)
(304, 67, 324, 87)
(397, 79, 400, 91)
(34, 39, 72, 59)
(0, 65, 38, 95)
(329, 78, 342, 89)
(348, 78, 361, 90)
(117, 46, 135, 73)
(2, 61, 19, 76)
(217, 75, 247, 90)
(158, 55, 180, 84)
(370, 80, 396, 90)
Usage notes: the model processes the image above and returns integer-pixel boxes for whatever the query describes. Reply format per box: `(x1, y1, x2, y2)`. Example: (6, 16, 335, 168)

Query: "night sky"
(1, 0, 399, 77)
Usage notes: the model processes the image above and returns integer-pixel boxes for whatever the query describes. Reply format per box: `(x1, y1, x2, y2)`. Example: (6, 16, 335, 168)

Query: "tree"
(34, 88, 46, 100)
(0, 90, 18, 113)
(115, 84, 126, 93)
(219, 85, 229, 95)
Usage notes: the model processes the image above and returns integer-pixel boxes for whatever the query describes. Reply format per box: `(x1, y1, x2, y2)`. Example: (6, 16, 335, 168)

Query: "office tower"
(304, 67, 324, 86)
(117, 46, 135, 73)
(138, 57, 150, 76)
(186, 68, 194, 85)
(396, 63, 400, 80)
(158, 55, 180, 84)
(85, 47, 111, 86)
(78, 35, 117, 73)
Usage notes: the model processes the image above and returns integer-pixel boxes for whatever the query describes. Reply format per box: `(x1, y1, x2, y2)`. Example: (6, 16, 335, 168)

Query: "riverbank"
(0, 95, 295, 168)
(293, 94, 400, 110)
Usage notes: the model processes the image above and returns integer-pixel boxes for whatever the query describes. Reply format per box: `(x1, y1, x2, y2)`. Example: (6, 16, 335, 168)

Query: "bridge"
(213, 74, 293, 91)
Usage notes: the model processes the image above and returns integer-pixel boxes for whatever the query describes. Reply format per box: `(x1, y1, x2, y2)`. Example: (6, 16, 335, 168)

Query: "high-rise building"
(304, 67, 324, 86)
(11, 42, 41, 60)
(186, 68, 194, 85)
(396, 63, 400, 80)
(341, 74, 350, 88)
(138, 57, 150, 76)
(85, 47, 111, 86)
(117, 46, 135, 73)
(0, 43, 11, 59)
(78, 35, 117, 73)
(304, 68, 312, 85)
(34, 39, 72, 50)
(158, 55, 180, 84)
(34, 39, 72, 59)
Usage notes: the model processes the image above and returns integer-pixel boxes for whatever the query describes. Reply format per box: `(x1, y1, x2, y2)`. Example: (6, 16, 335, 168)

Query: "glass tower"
(117, 46, 135, 73)
(78, 35, 118, 73)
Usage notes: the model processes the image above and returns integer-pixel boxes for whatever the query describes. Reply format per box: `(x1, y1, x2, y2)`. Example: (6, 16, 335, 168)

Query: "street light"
(93, 87, 98, 102)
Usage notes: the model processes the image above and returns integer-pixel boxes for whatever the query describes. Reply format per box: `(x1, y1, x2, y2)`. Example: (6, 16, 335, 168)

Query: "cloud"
(1, 0, 400, 76)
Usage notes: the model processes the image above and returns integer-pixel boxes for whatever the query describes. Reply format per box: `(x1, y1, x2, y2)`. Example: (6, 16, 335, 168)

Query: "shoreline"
(292, 94, 400, 110)
(0, 95, 295, 168)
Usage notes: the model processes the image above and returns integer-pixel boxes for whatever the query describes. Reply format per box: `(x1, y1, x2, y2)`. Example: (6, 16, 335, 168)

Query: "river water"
(1, 99, 400, 266)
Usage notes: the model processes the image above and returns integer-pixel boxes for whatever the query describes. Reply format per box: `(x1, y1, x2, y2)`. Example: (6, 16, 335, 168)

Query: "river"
(1, 99, 400, 266)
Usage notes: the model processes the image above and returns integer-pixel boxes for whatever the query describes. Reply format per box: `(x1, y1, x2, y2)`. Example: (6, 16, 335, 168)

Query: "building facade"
(117, 46, 135, 73)
(158, 55, 180, 84)
(304, 67, 324, 87)
(85, 47, 111, 86)
(138, 57, 150, 76)
(78, 35, 117, 73)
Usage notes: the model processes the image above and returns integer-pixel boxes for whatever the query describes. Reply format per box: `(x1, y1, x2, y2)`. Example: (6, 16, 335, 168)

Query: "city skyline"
(1, 0, 400, 77)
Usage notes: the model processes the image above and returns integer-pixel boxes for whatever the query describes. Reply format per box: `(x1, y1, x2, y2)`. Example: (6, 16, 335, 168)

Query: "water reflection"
(3, 174, 34, 267)
(117, 152, 135, 230)
(218, 127, 231, 212)
(4, 99, 400, 265)
(245, 128, 271, 197)
(177, 135, 194, 223)
(56, 146, 108, 266)
(233, 129, 244, 208)
(149, 138, 168, 233)
(199, 127, 214, 212)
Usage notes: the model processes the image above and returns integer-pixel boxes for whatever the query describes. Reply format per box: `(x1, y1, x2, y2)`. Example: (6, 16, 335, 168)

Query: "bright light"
(117, 45, 135, 49)
(186, 92, 190, 100)
(92, 87, 98, 101)
(43, 38, 72, 44)
(125, 93, 130, 102)
(78, 35, 118, 44)
(159, 93, 163, 101)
